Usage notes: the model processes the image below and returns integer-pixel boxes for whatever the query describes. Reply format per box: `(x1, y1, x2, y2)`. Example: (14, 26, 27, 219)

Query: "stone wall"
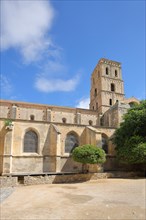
(1, 171, 144, 187)
(0, 176, 18, 187)
(0, 100, 116, 176)
(103, 101, 130, 127)
(0, 100, 98, 126)
(0, 117, 116, 175)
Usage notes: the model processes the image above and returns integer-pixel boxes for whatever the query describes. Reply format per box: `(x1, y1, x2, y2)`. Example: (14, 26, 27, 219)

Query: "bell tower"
(90, 58, 125, 114)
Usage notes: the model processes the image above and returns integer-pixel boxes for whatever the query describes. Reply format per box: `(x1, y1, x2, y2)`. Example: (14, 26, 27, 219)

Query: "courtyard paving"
(0, 178, 146, 220)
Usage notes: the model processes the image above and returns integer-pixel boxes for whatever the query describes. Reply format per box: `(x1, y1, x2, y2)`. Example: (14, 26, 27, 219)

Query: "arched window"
(62, 118, 67, 123)
(89, 120, 93, 126)
(102, 134, 108, 154)
(106, 67, 109, 75)
(111, 83, 115, 91)
(24, 130, 38, 153)
(65, 132, 79, 153)
(30, 115, 35, 121)
(94, 88, 97, 96)
(115, 70, 118, 77)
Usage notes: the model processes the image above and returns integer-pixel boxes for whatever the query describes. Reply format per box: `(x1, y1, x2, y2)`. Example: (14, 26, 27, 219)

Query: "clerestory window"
(89, 120, 93, 126)
(62, 118, 67, 123)
(30, 115, 35, 121)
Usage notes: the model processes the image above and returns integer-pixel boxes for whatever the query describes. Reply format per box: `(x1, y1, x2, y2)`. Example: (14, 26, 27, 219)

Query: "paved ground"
(0, 179, 146, 220)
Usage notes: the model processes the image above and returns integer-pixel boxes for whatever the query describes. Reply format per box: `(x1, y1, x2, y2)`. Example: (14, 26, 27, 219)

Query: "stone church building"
(0, 58, 139, 175)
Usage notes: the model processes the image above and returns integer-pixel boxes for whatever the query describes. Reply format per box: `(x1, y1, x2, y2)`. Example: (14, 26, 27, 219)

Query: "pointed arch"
(65, 131, 79, 153)
(23, 129, 38, 153)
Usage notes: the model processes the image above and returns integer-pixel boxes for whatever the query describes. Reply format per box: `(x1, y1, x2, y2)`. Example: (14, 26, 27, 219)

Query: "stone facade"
(0, 58, 139, 176)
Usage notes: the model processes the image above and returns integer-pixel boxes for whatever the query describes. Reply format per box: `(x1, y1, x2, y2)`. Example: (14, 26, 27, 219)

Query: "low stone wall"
(0, 176, 18, 187)
(0, 171, 145, 187)
(23, 173, 108, 185)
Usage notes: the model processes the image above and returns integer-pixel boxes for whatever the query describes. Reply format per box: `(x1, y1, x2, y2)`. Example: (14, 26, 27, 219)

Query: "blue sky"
(0, 0, 145, 109)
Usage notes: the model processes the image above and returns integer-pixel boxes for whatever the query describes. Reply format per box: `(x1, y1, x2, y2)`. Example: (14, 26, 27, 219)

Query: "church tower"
(90, 58, 125, 114)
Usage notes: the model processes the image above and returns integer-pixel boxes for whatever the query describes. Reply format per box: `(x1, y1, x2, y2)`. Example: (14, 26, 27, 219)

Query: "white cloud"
(35, 76, 79, 92)
(76, 97, 90, 109)
(1, 1, 82, 95)
(1, 1, 54, 62)
(42, 60, 67, 76)
(0, 75, 13, 95)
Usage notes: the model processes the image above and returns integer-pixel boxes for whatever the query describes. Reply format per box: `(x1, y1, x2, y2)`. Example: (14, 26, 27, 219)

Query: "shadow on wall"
(59, 155, 103, 174)
(104, 155, 146, 172)
(42, 126, 56, 173)
(60, 156, 82, 173)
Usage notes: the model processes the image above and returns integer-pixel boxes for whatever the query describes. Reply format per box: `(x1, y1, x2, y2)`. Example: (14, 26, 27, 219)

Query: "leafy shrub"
(72, 144, 106, 165)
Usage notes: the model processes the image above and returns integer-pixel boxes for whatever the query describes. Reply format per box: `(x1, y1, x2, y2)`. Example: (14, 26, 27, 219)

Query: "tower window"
(109, 99, 112, 106)
(106, 67, 109, 75)
(98, 71, 100, 77)
(94, 88, 97, 96)
(115, 70, 118, 77)
(111, 83, 115, 91)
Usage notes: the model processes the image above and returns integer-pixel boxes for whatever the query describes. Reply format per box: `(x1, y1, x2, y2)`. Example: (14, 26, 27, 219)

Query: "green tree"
(113, 100, 146, 164)
(72, 144, 106, 172)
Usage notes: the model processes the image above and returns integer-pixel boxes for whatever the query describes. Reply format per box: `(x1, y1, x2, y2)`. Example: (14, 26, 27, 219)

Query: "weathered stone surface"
(0, 176, 18, 187)
(0, 170, 144, 187)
